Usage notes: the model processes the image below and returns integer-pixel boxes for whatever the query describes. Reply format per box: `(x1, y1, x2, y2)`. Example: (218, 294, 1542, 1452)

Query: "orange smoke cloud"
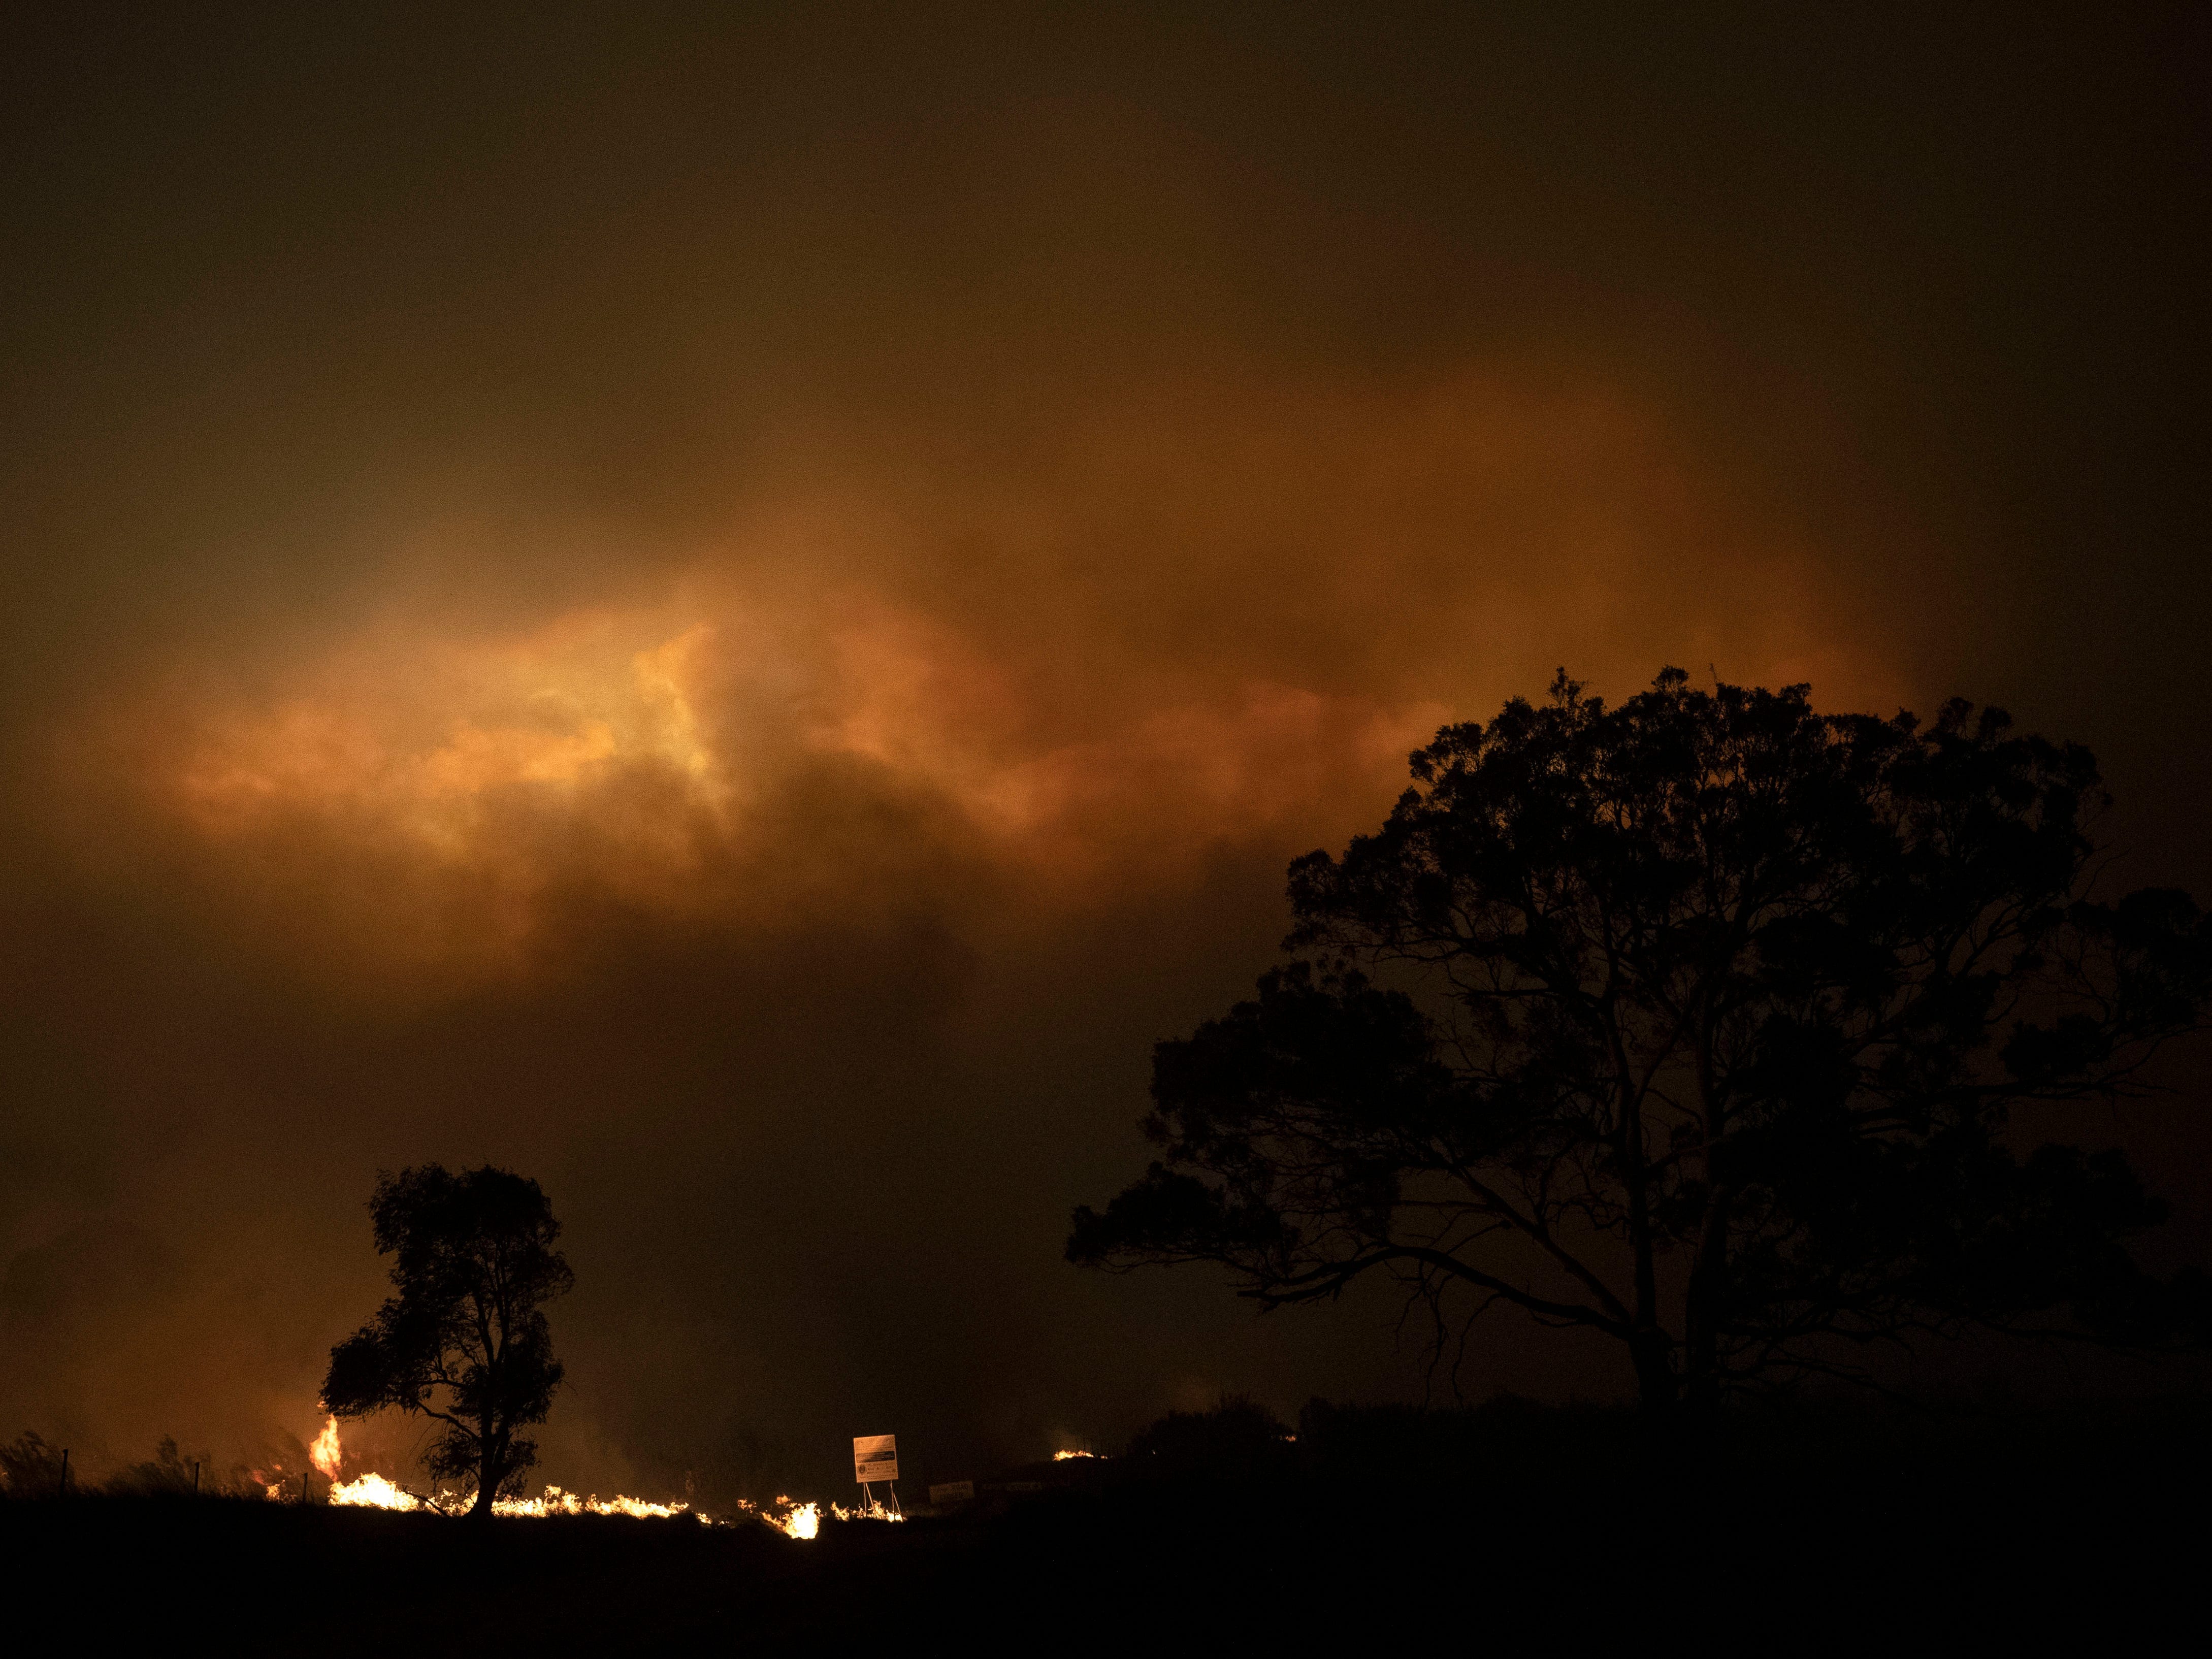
(120, 590, 1442, 968)
(170, 613, 725, 848)
(58, 365, 1905, 979)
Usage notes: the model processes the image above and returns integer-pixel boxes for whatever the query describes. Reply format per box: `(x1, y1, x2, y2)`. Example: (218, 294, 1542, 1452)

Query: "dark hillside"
(4, 1400, 2198, 1648)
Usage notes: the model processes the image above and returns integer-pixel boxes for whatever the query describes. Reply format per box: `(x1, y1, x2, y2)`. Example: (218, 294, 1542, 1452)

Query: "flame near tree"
(312, 1412, 826, 1536)
(313, 1165, 887, 1539)
(322, 1164, 575, 1517)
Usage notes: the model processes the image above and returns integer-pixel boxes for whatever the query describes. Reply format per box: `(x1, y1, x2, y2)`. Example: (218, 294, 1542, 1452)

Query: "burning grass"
(310, 1417, 841, 1536)
(328, 1468, 830, 1535)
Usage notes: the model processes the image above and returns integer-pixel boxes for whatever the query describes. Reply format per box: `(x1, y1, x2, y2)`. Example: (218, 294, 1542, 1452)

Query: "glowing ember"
(310, 1416, 344, 1479)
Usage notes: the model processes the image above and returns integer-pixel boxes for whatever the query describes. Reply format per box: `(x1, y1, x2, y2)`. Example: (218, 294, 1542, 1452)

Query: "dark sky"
(3, 3, 2206, 1499)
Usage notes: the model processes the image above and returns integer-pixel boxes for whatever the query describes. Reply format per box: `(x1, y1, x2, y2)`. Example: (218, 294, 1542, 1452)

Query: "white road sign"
(853, 1434, 899, 1483)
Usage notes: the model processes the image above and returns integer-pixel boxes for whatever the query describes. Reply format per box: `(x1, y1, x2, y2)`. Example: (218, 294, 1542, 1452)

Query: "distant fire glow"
(1054, 1450, 1100, 1460)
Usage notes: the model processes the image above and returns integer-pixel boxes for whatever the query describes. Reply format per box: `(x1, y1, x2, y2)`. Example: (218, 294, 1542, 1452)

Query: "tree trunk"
(470, 1423, 500, 1518)
(1684, 998, 1728, 1421)
(1619, 1075, 1672, 1419)
(1632, 1332, 1677, 1419)
(1682, 1186, 1732, 1419)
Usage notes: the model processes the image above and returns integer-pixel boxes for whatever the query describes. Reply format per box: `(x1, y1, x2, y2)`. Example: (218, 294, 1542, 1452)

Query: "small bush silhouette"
(0, 1430, 67, 1498)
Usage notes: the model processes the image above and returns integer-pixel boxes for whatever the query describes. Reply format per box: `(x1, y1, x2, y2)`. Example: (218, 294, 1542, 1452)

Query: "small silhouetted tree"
(1070, 671, 2212, 1416)
(323, 1164, 574, 1515)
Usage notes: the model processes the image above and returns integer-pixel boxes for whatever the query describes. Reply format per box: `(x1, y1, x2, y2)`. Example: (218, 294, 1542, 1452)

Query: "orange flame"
(779, 1502, 822, 1540)
(329, 1472, 421, 1511)
(310, 1416, 344, 1480)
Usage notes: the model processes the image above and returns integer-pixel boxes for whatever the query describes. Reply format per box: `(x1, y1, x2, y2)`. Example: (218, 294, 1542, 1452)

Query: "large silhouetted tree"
(1071, 671, 2212, 1415)
(324, 1164, 574, 1514)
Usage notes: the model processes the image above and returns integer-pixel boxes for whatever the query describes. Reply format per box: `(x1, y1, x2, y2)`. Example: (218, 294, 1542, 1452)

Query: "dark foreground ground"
(6, 1398, 2203, 1650)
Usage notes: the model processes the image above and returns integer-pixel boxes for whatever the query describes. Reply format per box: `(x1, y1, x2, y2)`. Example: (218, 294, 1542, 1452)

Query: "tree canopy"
(1070, 671, 2212, 1413)
(323, 1164, 574, 1513)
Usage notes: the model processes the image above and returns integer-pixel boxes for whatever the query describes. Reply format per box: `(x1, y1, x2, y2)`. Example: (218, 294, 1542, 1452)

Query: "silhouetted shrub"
(104, 1436, 210, 1498)
(0, 1430, 67, 1498)
(1123, 1394, 1295, 1480)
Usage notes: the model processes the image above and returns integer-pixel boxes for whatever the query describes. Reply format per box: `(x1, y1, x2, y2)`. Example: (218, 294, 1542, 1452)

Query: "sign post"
(852, 1434, 901, 1515)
